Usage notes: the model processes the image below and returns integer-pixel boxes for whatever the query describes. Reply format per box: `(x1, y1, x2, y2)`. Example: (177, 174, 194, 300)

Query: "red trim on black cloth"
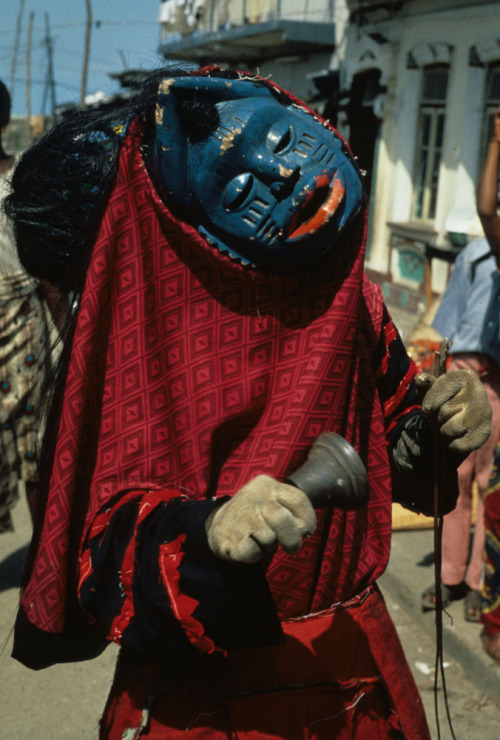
(373, 305, 420, 424)
(78, 489, 284, 659)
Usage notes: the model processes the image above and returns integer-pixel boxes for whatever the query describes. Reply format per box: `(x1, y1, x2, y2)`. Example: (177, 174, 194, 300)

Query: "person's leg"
(441, 451, 475, 587)
(422, 354, 491, 611)
(465, 487, 486, 592)
(439, 355, 480, 588)
(465, 367, 500, 591)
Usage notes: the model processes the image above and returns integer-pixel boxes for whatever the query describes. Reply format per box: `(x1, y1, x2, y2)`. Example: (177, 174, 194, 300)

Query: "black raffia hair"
(5, 68, 184, 295)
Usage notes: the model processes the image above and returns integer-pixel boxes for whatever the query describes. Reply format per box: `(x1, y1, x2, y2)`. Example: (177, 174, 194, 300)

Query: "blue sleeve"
(432, 251, 469, 339)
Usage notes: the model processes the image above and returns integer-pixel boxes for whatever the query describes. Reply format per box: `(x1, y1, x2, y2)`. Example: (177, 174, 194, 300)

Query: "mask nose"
(269, 166, 301, 200)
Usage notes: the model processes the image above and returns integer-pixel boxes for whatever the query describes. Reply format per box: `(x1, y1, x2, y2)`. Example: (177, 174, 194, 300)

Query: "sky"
(1, 0, 164, 116)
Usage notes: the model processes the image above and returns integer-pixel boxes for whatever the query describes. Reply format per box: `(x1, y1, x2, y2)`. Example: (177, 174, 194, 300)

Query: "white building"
(344, 0, 500, 307)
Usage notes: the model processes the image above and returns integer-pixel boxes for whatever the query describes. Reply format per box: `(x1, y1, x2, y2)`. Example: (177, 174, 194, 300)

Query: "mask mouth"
(286, 174, 345, 241)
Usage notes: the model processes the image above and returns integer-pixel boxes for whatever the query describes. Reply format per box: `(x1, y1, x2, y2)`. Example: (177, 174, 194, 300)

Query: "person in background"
(420, 232, 500, 622)
(0, 80, 54, 532)
(0, 81, 15, 176)
(476, 105, 500, 661)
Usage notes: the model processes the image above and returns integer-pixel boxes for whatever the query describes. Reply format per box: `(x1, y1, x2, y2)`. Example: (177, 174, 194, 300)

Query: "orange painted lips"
(287, 174, 345, 240)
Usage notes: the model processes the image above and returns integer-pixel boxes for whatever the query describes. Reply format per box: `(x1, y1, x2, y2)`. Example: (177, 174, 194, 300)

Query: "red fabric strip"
(384, 363, 420, 419)
(159, 535, 225, 655)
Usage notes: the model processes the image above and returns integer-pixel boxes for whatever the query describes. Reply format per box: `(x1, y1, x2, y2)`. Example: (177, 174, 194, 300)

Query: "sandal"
(464, 589, 481, 623)
(421, 582, 468, 612)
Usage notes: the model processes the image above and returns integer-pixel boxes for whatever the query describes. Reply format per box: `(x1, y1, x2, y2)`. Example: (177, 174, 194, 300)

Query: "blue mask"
(154, 76, 364, 270)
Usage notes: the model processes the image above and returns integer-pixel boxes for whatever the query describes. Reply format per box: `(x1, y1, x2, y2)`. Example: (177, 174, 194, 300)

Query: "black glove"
(390, 412, 459, 517)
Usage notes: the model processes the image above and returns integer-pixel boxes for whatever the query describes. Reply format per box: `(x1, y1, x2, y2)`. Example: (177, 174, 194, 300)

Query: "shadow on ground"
(0, 543, 28, 592)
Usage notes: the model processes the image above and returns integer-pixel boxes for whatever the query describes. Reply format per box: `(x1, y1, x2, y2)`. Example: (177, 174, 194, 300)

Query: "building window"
(413, 65, 449, 221)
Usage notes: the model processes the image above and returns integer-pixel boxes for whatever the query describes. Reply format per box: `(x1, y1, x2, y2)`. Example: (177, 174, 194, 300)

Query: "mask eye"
(267, 123, 293, 154)
(223, 173, 254, 211)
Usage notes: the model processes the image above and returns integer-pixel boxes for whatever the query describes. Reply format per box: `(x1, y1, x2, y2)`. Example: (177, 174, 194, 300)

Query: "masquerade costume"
(424, 239, 500, 615)
(10, 71, 440, 739)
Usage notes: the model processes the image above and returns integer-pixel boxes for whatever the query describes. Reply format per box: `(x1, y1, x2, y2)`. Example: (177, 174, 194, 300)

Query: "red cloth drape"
(100, 587, 429, 740)
(20, 119, 393, 635)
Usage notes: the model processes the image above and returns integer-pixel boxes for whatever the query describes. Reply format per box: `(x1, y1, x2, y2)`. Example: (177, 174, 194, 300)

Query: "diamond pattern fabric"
(20, 121, 392, 641)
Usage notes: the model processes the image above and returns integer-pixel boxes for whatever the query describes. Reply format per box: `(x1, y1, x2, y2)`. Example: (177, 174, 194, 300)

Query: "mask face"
(155, 77, 364, 270)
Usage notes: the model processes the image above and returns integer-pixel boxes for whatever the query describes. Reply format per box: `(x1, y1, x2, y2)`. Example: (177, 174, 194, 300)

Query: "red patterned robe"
(14, 121, 430, 739)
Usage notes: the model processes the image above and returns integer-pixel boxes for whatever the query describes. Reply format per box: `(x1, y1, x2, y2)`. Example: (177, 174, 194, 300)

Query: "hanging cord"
(430, 338, 457, 740)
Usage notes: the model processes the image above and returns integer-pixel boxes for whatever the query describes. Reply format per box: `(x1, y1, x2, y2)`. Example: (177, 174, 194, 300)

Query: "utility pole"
(25, 11, 34, 125)
(81, 0, 93, 106)
(41, 13, 57, 117)
(9, 0, 26, 106)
